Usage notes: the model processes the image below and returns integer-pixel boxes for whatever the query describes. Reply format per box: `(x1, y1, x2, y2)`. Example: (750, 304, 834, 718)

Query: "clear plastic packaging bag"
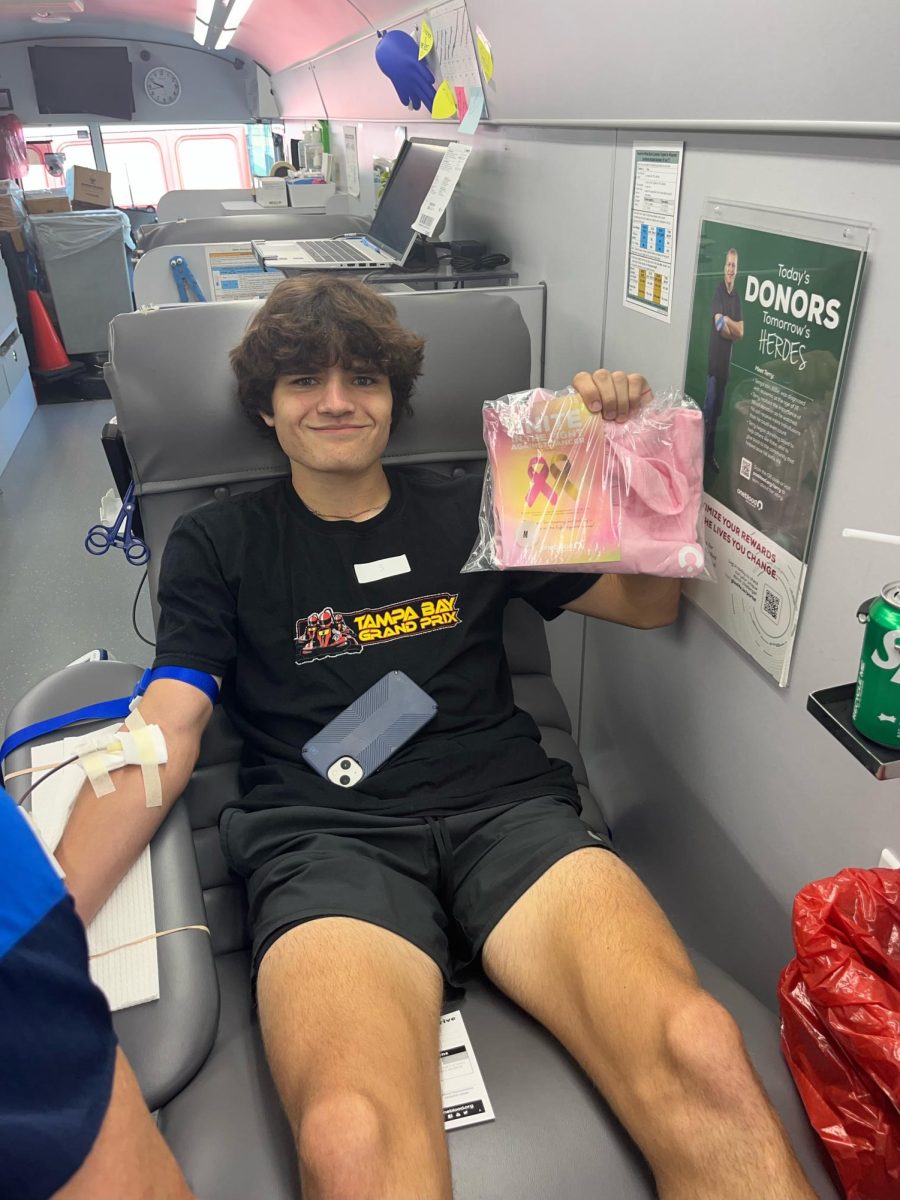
(463, 386, 711, 579)
(31, 209, 134, 259)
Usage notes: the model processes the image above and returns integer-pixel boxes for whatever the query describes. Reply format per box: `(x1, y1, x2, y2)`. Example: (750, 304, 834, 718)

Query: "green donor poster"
(683, 209, 867, 685)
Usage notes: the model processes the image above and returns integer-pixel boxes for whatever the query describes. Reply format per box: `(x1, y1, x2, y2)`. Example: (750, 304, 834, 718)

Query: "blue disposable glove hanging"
(375, 30, 437, 112)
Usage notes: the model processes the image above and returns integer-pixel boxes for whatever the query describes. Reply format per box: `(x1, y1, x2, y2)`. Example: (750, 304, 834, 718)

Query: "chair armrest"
(114, 799, 220, 1109)
(3, 660, 220, 1110)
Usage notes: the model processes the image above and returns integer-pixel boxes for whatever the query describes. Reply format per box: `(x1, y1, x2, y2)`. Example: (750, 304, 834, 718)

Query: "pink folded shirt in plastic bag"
(463, 387, 707, 579)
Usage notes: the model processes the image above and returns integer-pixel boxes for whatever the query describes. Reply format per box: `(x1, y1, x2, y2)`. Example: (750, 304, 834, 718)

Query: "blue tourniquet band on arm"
(0, 665, 219, 766)
(131, 664, 220, 707)
(0, 788, 117, 1200)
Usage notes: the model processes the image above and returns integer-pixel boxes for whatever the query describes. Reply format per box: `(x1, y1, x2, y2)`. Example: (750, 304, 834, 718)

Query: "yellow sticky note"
(476, 26, 494, 82)
(432, 80, 458, 119)
(418, 20, 434, 59)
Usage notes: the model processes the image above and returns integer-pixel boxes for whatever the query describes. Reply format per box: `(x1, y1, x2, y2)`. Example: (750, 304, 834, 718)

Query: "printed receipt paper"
(441, 1010, 495, 1129)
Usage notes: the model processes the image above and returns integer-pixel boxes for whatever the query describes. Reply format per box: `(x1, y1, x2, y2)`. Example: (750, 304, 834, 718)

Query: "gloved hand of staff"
(375, 30, 437, 112)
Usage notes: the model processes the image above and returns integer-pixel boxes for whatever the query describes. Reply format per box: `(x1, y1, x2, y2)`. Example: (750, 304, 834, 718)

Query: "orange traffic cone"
(27, 290, 71, 372)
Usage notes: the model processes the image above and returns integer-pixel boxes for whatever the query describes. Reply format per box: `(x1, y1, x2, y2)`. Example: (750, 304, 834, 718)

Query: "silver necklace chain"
(306, 498, 389, 521)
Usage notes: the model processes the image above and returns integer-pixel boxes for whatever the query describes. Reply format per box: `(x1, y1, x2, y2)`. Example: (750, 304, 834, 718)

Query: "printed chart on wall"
(683, 201, 868, 685)
(623, 143, 684, 322)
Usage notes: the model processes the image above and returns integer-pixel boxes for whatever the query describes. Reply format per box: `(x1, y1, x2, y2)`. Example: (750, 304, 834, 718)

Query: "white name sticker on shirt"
(354, 554, 411, 584)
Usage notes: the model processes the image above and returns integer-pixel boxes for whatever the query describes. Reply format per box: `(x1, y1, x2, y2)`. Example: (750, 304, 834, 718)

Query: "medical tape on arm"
(123, 708, 164, 808)
(80, 750, 117, 797)
(2, 666, 215, 804)
(58, 717, 168, 806)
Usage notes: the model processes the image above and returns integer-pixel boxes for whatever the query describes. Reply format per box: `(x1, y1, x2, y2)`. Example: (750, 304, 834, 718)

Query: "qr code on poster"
(763, 587, 781, 622)
(740, 457, 753, 480)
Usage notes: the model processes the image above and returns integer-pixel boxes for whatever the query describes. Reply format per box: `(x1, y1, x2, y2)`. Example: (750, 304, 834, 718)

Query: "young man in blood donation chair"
(0, 787, 196, 1200)
(55, 278, 817, 1200)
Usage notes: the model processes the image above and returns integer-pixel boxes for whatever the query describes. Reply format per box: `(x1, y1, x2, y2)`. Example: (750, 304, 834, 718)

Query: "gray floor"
(0, 401, 155, 732)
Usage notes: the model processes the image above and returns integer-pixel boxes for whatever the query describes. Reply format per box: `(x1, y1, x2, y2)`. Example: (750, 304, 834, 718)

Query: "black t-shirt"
(154, 467, 597, 818)
(706, 281, 743, 382)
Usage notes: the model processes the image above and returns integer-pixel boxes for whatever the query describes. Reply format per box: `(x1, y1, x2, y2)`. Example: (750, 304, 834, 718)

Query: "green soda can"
(852, 581, 900, 749)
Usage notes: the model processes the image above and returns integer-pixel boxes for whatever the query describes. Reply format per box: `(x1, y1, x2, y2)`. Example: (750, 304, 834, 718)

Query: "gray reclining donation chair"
(137, 212, 370, 252)
(3, 291, 837, 1198)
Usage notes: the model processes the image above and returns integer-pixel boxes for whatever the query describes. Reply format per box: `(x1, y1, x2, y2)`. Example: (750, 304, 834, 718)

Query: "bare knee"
(298, 1091, 385, 1200)
(661, 989, 754, 1104)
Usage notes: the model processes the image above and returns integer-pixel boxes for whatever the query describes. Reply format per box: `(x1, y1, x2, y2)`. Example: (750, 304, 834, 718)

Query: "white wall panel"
(272, 64, 326, 121)
(452, 126, 615, 387)
(274, 1, 899, 128)
(581, 132, 900, 1005)
(451, 126, 619, 729)
(283, 24, 422, 122)
(465, 0, 900, 125)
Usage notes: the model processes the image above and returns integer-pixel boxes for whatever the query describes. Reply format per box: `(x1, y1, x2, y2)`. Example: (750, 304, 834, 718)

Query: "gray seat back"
(107, 291, 530, 615)
(105, 289, 583, 959)
(137, 213, 369, 251)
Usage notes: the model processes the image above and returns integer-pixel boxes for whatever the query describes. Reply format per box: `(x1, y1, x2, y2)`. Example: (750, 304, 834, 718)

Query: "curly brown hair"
(230, 275, 425, 435)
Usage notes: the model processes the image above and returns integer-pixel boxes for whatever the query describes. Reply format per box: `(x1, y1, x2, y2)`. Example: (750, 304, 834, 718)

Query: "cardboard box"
(0, 193, 23, 222)
(0, 192, 26, 252)
(25, 194, 72, 215)
(71, 165, 113, 210)
(253, 177, 287, 207)
(0, 225, 26, 253)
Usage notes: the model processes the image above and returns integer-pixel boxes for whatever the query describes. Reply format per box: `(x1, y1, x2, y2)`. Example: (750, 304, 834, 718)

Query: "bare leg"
(54, 1047, 195, 1200)
(257, 917, 452, 1200)
(483, 849, 816, 1200)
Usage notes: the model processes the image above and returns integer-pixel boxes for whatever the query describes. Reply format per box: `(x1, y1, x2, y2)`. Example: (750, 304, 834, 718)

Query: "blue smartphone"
(301, 671, 437, 788)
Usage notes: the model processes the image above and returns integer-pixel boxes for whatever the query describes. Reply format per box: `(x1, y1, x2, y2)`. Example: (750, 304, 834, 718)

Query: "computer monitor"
(367, 139, 449, 262)
(29, 46, 135, 121)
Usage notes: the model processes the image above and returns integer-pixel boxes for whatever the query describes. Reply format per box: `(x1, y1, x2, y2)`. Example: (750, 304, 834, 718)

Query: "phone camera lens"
(340, 774, 351, 786)
(341, 759, 351, 769)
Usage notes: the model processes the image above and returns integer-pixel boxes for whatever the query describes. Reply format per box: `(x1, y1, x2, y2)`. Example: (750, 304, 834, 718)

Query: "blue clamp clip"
(85, 482, 150, 566)
(170, 255, 207, 303)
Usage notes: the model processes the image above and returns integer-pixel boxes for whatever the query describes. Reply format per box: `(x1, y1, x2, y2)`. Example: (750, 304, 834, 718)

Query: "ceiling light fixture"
(27, 0, 83, 20)
(192, 0, 257, 51)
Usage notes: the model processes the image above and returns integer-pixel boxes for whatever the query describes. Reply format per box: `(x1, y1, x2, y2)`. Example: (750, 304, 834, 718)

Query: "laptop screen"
(367, 139, 449, 263)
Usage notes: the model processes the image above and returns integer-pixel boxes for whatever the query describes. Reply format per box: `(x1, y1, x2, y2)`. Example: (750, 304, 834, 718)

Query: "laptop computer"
(251, 138, 451, 271)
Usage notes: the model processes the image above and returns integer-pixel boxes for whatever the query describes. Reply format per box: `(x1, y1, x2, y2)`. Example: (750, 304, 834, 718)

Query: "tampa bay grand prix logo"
(295, 593, 461, 665)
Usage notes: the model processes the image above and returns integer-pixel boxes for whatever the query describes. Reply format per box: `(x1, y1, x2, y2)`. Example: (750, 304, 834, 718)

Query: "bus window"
(98, 124, 253, 208)
(21, 126, 95, 192)
(100, 135, 168, 208)
(174, 130, 251, 189)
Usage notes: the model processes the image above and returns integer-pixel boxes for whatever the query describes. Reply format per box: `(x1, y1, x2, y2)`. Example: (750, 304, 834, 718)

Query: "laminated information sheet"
(623, 143, 684, 323)
(206, 243, 285, 302)
(440, 1010, 495, 1130)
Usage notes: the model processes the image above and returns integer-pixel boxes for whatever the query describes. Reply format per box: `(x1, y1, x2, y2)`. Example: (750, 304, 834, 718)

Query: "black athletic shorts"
(220, 794, 615, 988)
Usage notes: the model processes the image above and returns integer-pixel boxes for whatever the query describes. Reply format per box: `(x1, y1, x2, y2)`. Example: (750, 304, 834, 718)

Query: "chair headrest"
(107, 289, 531, 498)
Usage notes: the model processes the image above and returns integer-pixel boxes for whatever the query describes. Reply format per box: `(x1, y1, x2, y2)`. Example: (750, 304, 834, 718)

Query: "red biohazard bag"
(779, 868, 900, 1200)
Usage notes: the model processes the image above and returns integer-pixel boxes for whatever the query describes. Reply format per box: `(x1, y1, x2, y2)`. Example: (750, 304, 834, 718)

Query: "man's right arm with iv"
(58, 510, 238, 925)
(56, 677, 220, 926)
